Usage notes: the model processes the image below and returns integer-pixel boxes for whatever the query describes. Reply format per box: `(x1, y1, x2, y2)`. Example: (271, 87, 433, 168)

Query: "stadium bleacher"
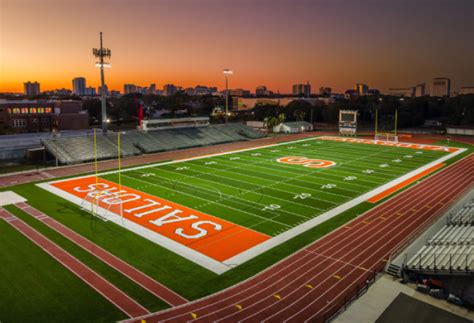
(405, 200, 474, 273)
(42, 123, 265, 164)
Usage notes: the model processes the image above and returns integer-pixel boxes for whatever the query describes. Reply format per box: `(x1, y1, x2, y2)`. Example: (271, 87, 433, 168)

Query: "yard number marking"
(176, 166, 189, 171)
(294, 193, 311, 200)
(262, 204, 281, 211)
(343, 176, 357, 181)
(363, 169, 374, 174)
(321, 184, 336, 189)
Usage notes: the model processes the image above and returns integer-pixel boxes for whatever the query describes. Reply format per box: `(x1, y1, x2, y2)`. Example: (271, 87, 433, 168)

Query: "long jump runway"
(129, 154, 473, 323)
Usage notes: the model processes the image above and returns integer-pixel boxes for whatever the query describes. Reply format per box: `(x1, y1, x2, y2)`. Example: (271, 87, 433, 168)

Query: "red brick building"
(0, 100, 89, 134)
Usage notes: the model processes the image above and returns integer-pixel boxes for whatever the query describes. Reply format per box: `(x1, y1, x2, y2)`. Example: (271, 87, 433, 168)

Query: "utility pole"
(223, 69, 233, 124)
(93, 32, 111, 134)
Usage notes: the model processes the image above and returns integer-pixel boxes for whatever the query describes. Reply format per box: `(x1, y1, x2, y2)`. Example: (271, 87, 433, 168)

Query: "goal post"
(374, 108, 399, 143)
(375, 132, 399, 143)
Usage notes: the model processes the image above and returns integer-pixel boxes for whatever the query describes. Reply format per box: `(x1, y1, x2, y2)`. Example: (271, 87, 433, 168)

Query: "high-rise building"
(256, 86, 269, 97)
(292, 82, 311, 97)
(162, 84, 177, 96)
(460, 86, 474, 95)
(124, 83, 138, 94)
(356, 83, 369, 96)
(98, 85, 108, 96)
(387, 87, 415, 97)
(72, 77, 86, 96)
(415, 83, 426, 97)
(85, 87, 96, 96)
(24, 81, 40, 96)
(431, 78, 451, 97)
(149, 83, 157, 95)
(319, 87, 332, 96)
(194, 85, 214, 96)
(229, 88, 251, 97)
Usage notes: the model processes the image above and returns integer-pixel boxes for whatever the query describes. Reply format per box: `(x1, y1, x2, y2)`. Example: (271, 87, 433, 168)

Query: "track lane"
(126, 154, 472, 323)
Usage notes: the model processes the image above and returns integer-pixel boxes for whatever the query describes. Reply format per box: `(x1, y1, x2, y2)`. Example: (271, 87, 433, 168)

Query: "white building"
(460, 86, 474, 95)
(431, 78, 451, 97)
(415, 83, 426, 97)
(72, 77, 86, 96)
(387, 87, 415, 97)
(85, 87, 96, 96)
(273, 121, 313, 134)
(23, 81, 40, 96)
(292, 82, 311, 97)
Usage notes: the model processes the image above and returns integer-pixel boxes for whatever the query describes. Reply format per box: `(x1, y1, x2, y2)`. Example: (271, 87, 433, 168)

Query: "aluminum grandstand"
(404, 200, 473, 274)
(41, 123, 265, 164)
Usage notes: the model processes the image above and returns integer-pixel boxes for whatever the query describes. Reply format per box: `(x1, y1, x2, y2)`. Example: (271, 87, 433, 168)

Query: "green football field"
(100, 137, 450, 237)
(0, 137, 469, 322)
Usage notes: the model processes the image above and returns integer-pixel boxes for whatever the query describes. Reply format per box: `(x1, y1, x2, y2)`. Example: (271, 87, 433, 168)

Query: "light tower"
(223, 68, 233, 124)
(93, 32, 111, 134)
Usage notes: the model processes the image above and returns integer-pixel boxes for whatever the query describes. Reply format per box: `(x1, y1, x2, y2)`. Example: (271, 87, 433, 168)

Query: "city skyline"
(1, 0, 474, 93)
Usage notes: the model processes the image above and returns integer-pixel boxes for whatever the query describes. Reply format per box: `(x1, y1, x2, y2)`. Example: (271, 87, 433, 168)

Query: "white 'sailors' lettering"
(72, 182, 222, 239)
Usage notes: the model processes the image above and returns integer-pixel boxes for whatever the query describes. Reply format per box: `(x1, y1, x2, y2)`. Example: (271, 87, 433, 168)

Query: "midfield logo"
(276, 156, 336, 168)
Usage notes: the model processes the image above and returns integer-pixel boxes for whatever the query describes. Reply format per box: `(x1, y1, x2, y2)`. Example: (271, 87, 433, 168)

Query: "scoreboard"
(339, 110, 358, 135)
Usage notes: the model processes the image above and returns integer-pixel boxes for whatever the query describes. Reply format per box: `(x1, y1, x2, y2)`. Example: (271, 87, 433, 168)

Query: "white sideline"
(37, 136, 466, 274)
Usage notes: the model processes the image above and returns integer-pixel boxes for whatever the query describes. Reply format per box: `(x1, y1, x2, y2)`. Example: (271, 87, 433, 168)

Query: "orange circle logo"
(276, 156, 336, 168)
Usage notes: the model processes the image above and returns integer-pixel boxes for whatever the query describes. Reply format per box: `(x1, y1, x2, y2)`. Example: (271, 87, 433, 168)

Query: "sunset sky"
(1, 0, 473, 93)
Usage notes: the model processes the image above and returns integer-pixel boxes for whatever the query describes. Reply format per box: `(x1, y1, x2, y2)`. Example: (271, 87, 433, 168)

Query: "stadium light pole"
(223, 69, 233, 124)
(93, 32, 111, 135)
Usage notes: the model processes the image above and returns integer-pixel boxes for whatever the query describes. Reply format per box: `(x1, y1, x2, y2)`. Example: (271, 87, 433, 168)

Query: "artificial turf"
(0, 136, 470, 322)
(101, 137, 450, 236)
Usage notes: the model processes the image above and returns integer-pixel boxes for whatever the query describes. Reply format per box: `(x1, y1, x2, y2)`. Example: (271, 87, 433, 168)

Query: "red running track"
(127, 154, 473, 323)
(14, 202, 188, 307)
(0, 207, 150, 318)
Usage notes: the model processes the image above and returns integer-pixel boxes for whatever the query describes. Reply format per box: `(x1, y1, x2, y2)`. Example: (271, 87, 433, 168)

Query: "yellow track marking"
(345, 226, 351, 229)
(305, 284, 313, 289)
(363, 220, 369, 224)
(191, 313, 198, 319)
(274, 294, 281, 300)
(235, 304, 243, 310)
(333, 275, 342, 280)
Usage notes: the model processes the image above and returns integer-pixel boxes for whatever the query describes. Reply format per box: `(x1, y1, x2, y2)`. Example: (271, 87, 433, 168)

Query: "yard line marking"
(132, 169, 314, 219)
(144, 167, 322, 215)
(121, 174, 292, 229)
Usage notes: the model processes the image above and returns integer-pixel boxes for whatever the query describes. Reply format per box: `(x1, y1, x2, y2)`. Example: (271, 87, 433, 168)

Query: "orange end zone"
(51, 176, 270, 262)
(367, 163, 445, 203)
